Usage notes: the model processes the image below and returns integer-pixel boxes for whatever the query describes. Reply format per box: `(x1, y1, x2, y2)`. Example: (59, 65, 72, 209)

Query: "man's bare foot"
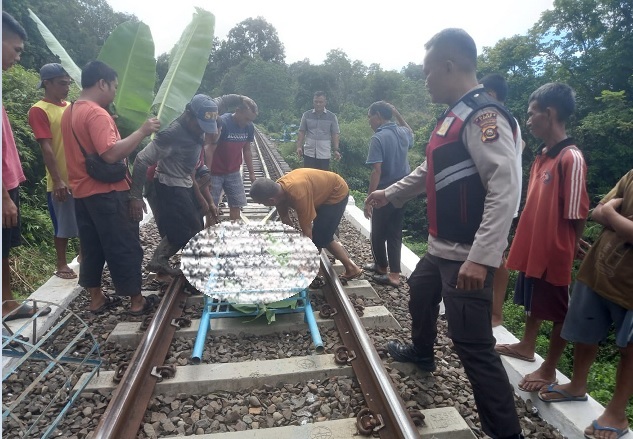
(495, 343, 535, 362)
(584, 413, 629, 439)
(88, 293, 107, 312)
(339, 268, 362, 281)
(87, 294, 122, 314)
(54, 265, 77, 279)
(538, 383, 587, 402)
(518, 370, 557, 392)
(388, 274, 400, 284)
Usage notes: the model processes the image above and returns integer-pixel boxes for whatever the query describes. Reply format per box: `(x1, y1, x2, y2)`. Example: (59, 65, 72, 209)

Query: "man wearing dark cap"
(143, 94, 250, 238)
(130, 94, 221, 276)
(28, 63, 79, 280)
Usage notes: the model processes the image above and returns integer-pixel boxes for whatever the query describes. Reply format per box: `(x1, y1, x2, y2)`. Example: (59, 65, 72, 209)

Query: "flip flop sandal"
(89, 295, 123, 315)
(584, 419, 630, 439)
(127, 294, 160, 316)
(495, 343, 536, 362)
(518, 377, 558, 392)
(373, 274, 400, 288)
(339, 271, 362, 282)
(538, 383, 587, 402)
(3, 303, 52, 322)
(54, 270, 77, 280)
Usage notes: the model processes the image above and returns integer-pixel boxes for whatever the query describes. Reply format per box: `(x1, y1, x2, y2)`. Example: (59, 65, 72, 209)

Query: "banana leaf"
(98, 21, 156, 137)
(28, 9, 82, 86)
(232, 298, 300, 324)
(152, 8, 215, 129)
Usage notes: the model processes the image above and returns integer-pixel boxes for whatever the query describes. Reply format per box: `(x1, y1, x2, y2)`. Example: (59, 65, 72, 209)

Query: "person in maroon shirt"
(2, 12, 51, 321)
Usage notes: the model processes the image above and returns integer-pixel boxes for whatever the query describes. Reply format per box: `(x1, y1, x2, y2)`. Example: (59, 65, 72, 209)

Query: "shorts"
(47, 192, 79, 238)
(75, 191, 142, 296)
(312, 194, 348, 249)
(513, 272, 569, 322)
(2, 187, 21, 258)
(562, 281, 633, 348)
(210, 171, 247, 208)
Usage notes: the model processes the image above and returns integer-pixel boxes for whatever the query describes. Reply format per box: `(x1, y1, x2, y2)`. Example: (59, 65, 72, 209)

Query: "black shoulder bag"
(70, 102, 128, 183)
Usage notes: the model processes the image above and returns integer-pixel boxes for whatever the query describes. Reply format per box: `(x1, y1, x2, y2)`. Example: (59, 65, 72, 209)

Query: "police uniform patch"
(436, 116, 455, 137)
(473, 112, 499, 143)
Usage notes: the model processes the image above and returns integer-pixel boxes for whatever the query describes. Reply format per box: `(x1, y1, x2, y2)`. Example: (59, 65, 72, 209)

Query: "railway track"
(88, 130, 422, 438)
(2, 130, 568, 439)
(3, 130, 448, 439)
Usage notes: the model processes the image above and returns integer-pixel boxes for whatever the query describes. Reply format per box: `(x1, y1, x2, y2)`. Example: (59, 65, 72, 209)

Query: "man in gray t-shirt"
(130, 94, 221, 276)
(295, 91, 340, 170)
(364, 101, 413, 287)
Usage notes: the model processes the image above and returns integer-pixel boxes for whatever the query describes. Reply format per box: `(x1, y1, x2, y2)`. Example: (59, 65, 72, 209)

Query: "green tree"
(576, 90, 633, 200)
(478, 34, 543, 131)
(212, 17, 285, 79)
(401, 63, 424, 82)
(322, 49, 355, 108)
(363, 68, 405, 106)
(1, 65, 46, 189)
(220, 57, 294, 131)
(203, 17, 286, 103)
(532, 0, 633, 110)
(3, 0, 135, 71)
(290, 61, 337, 113)
(334, 118, 373, 191)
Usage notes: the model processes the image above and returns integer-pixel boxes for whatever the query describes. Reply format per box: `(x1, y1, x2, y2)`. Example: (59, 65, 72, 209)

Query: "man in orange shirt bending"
(249, 169, 361, 281)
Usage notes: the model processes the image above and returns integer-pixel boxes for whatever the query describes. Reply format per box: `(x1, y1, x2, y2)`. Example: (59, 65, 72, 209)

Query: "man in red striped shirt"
(497, 83, 589, 393)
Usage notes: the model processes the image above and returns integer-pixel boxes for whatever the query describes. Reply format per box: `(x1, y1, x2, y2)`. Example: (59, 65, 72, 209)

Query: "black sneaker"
(387, 340, 436, 372)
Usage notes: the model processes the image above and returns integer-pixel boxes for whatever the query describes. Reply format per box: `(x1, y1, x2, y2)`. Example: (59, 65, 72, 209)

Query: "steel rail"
(320, 252, 421, 438)
(91, 128, 278, 438)
(92, 275, 187, 439)
(90, 130, 418, 438)
(254, 129, 287, 180)
(255, 129, 418, 436)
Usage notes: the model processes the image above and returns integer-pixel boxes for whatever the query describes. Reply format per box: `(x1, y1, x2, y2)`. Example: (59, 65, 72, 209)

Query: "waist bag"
(70, 102, 128, 183)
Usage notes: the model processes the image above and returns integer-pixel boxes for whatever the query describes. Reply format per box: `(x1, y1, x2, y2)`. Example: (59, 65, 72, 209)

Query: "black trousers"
(75, 191, 142, 296)
(155, 181, 203, 248)
(407, 253, 521, 439)
(303, 156, 330, 170)
(144, 179, 165, 237)
(370, 202, 404, 273)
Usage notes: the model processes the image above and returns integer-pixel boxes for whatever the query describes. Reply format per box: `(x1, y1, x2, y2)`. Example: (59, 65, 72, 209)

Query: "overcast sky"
(105, 0, 554, 71)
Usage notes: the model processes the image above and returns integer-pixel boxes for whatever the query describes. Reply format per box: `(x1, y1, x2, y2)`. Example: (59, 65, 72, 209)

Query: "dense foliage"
(2, 0, 632, 421)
